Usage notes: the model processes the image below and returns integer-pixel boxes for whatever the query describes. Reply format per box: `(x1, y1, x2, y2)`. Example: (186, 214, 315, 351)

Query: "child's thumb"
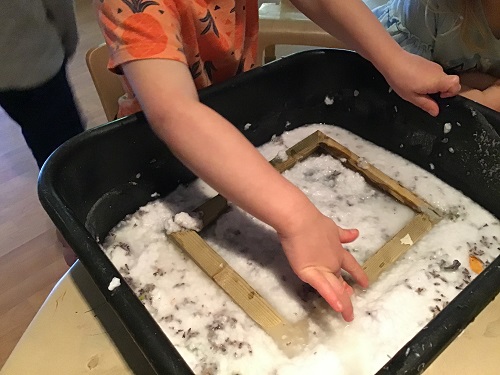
(337, 227, 359, 243)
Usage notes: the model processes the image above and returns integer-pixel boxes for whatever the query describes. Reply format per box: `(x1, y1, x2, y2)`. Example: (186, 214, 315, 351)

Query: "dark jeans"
(0, 64, 84, 168)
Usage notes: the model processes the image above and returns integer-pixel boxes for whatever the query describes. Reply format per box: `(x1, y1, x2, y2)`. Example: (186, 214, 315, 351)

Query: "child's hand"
(381, 51, 461, 117)
(278, 210, 369, 322)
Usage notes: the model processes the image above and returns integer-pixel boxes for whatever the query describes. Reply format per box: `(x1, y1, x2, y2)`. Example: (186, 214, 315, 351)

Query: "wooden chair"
(85, 44, 124, 122)
(258, 0, 343, 65)
(257, 0, 387, 65)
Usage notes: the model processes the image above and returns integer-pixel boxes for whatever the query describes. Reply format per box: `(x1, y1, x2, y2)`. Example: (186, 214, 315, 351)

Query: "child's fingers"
(440, 75, 461, 96)
(337, 227, 359, 243)
(411, 94, 440, 117)
(440, 91, 456, 99)
(300, 268, 354, 322)
(440, 87, 460, 98)
(342, 250, 369, 289)
(411, 75, 459, 114)
(322, 271, 354, 321)
(340, 275, 354, 296)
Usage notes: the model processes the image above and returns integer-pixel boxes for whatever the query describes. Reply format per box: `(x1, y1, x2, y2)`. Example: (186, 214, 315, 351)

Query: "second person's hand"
(381, 50, 461, 117)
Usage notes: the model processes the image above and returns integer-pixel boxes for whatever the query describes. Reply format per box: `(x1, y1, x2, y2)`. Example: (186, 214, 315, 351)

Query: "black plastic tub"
(39, 49, 500, 375)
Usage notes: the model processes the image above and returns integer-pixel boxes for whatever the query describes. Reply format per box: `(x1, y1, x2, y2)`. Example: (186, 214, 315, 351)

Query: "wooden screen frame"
(168, 131, 442, 355)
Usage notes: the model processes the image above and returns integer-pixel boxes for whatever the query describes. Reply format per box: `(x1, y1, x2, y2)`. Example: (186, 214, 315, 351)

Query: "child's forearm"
(460, 79, 500, 112)
(289, 0, 404, 74)
(155, 99, 316, 233)
(122, 59, 316, 234)
(288, 0, 460, 117)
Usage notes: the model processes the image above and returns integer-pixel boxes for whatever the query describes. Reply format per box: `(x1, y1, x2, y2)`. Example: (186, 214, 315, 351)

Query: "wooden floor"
(0, 0, 106, 367)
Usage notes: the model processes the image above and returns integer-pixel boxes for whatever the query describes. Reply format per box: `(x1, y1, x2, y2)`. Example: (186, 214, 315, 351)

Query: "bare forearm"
(289, 0, 404, 74)
(149, 100, 313, 232)
(122, 60, 317, 233)
(289, 0, 461, 116)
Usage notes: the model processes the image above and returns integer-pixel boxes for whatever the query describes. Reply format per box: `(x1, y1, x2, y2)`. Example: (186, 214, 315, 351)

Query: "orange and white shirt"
(95, 0, 259, 117)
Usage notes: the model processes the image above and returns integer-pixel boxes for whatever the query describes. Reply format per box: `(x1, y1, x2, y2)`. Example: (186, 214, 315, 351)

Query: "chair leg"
(264, 45, 277, 64)
(257, 45, 266, 67)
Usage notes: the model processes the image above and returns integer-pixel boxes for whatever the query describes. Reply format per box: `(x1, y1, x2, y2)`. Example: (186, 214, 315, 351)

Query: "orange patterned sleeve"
(95, 0, 187, 73)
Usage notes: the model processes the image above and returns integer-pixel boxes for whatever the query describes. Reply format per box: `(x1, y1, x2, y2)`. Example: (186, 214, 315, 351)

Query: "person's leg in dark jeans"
(0, 64, 84, 168)
(0, 63, 83, 265)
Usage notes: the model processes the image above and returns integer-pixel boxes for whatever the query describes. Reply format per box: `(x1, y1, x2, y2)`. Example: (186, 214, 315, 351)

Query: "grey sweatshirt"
(0, 0, 78, 90)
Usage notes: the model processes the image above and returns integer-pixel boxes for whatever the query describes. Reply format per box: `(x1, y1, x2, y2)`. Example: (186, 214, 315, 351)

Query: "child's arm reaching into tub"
(120, 0, 460, 322)
(123, 58, 367, 322)
(289, 0, 460, 117)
